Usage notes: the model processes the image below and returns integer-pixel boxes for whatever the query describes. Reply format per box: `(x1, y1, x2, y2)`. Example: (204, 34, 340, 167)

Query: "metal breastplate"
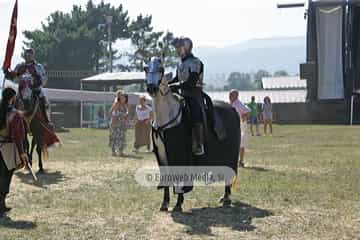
(20, 69, 34, 100)
(177, 57, 204, 87)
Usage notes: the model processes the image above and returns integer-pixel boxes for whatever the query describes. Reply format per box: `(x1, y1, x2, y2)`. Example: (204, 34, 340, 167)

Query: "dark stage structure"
(280, 0, 360, 124)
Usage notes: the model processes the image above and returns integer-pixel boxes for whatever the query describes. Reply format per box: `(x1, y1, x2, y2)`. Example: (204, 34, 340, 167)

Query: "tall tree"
(224, 72, 255, 90)
(254, 69, 271, 89)
(128, 15, 177, 71)
(157, 32, 178, 69)
(24, 1, 130, 72)
(23, 0, 176, 89)
(128, 15, 161, 71)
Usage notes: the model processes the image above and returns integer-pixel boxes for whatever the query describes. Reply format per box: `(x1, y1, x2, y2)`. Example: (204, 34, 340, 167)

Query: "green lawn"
(0, 125, 359, 240)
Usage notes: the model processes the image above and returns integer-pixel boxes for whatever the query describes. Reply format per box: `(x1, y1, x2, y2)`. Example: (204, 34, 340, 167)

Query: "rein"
(27, 97, 40, 124)
(159, 83, 171, 96)
(153, 99, 184, 134)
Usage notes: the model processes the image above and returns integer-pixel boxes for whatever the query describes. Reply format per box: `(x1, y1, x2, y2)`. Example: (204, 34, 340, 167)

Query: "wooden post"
(80, 80, 84, 128)
(350, 95, 354, 126)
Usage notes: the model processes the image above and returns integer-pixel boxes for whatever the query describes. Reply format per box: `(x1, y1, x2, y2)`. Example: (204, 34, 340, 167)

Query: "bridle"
(146, 58, 182, 133)
(152, 99, 183, 134)
(159, 82, 171, 96)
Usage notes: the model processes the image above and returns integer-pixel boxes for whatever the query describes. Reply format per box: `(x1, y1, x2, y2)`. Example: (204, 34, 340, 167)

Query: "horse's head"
(144, 57, 169, 97)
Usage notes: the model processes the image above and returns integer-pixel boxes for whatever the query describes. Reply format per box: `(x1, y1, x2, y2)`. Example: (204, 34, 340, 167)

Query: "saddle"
(181, 92, 227, 141)
(202, 93, 227, 141)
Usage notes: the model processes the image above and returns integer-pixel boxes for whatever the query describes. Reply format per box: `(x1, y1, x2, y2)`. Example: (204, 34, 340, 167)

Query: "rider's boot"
(192, 123, 205, 156)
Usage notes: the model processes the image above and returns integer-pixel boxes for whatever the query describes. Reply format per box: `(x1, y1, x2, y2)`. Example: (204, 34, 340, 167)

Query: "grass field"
(0, 125, 359, 240)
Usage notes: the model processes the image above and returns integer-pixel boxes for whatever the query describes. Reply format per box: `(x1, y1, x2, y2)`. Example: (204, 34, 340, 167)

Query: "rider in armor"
(3, 48, 50, 123)
(170, 37, 205, 156)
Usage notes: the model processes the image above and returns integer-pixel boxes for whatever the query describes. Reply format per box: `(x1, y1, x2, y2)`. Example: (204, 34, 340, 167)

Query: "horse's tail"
(42, 146, 49, 161)
(230, 174, 238, 192)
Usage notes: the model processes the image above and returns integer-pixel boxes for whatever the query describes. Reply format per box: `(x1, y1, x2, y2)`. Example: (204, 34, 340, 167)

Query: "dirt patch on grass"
(253, 163, 331, 176)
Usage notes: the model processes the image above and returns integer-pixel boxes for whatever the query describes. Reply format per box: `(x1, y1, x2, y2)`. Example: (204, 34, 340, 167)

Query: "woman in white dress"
(134, 96, 152, 153)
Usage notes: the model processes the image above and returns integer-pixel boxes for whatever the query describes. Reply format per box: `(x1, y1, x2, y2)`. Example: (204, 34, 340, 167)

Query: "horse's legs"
(160, 187, 170, 212)
(24, 136, 31, 166)
(36, 144, 44, 174)
(219, 185, 232, 207)
(173, 193, 184, 212)
(29, 138, 36, 166)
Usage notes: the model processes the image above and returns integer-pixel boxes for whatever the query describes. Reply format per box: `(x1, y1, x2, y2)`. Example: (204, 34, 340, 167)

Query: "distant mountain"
(194, 36, 306, 86)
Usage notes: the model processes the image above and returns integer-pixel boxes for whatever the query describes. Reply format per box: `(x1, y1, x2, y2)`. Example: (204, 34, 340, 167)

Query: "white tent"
(262, 76, 307, 90)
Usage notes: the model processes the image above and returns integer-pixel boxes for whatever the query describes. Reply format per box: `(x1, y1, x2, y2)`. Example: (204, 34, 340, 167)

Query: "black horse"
(24, 129, 45, 174)
(21, 97, 55, 174)
(145, 57, 240, 212)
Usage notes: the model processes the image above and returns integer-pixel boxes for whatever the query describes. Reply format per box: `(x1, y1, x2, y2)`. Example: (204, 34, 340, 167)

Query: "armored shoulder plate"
(177, 56, 204, 85)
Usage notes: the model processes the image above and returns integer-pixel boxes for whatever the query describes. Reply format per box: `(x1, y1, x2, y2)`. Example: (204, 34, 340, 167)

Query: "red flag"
(3, 0, 18, 70)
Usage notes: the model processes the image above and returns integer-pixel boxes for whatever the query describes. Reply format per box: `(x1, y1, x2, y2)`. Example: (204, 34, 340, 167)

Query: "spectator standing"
(134, 96, 152, 153)
(247, 96, 260, 136)
(263, 96, 273, 136)
(257, 102, 264, 124)
(97, 106, 105, 129)
(229, 90, 250, 168)
(109, 90, 129, 156)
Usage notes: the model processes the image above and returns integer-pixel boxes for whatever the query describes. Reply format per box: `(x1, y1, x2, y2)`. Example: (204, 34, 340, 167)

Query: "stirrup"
(194, 144, 205, 156)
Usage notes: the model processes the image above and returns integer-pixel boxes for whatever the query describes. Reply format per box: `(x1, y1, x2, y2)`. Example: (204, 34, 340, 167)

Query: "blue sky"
(0, 0, 307, 66)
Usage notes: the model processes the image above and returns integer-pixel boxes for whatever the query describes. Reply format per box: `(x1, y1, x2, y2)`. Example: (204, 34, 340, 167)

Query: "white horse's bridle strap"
(159, 83, 171, 96)
(153, 101, 183, 133)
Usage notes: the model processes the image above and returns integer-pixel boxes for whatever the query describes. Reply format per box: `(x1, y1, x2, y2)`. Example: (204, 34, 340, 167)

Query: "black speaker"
(300, 62, 316, 80)
(300, 62, 317, 101)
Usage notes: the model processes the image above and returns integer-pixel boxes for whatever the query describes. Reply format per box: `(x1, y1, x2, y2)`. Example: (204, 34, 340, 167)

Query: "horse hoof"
(173, 205, 183, 212)
(160, 203, 169, 212)
(219, 196, 231, 204)
(3, 207, 12, 213)
(37, 169, 45, 175)
(222, 199, 232, 207)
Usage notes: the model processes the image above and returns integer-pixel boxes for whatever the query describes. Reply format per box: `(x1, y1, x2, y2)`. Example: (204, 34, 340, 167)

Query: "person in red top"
(0, 87, 29, 217)
(4, 48, 50, 123)
(4, 49, 60, 160)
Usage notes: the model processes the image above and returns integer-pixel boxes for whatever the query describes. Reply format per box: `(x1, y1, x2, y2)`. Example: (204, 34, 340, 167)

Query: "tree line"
(21, 0, 293, 92)
(213, 69, 291, 91)
(23, 0, 177, 89)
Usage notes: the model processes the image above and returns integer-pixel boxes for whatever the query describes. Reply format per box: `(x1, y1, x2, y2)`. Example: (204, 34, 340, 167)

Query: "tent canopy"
(262, 76, 307, 90)
(81, 72, 146, 86)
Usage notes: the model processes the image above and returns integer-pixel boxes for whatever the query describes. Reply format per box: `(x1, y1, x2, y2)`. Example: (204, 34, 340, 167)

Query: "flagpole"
(2, 0, 18, 90)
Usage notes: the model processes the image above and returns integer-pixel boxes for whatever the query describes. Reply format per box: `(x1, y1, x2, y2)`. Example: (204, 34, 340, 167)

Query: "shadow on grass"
(243, 166, 270, 172)
(121, 154, 144, 159)
(15, 170, 66, 189)
(171, 201, 272, 236)
(272, 135, 286, 138)
(0, 216, 37, 230)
